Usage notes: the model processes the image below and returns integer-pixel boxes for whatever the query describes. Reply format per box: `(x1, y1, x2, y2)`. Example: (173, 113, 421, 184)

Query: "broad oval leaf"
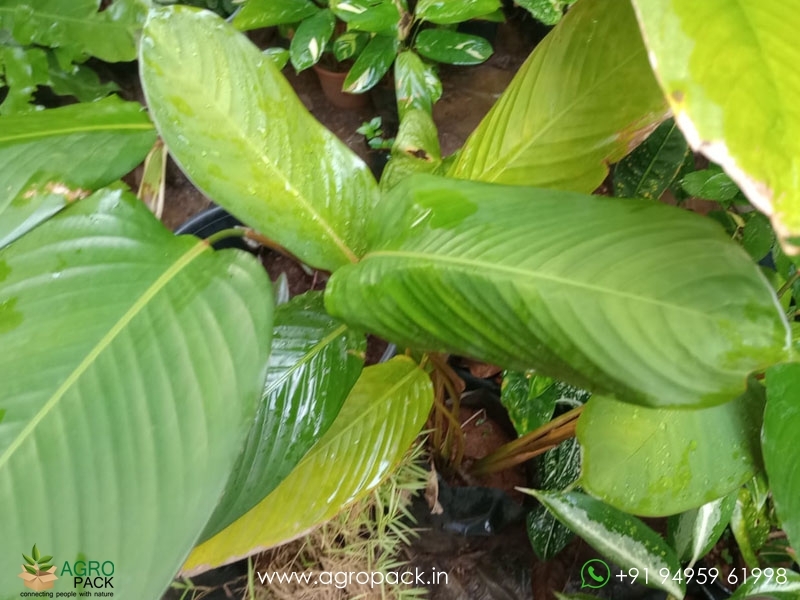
(522, 490, 686, 598)
(0, 188, 272, 598)
(290, 9, 336, 71)
(667, 493, 737, 565)
(141, 6, 378, 271)
(631, 0, 800, 253)
(182, 356, 433, 574)
(395, 50, 442, 118)
(578, 384, 765, 516)
(343, 35, 399, 94)
(0, 96, 156, 249)
(447, 0, 668, 191)
(200, 291, 365, 541)
(729, 570, 800, 600)
(416, 0, 500, 24)
(325, 175, 789, 408)
(0, 0, 147, 62)
(233, 0, 320, 30)
(414, 30, 492, 66)
(763, 363, 800, 555)
(614, 119, 690, 199)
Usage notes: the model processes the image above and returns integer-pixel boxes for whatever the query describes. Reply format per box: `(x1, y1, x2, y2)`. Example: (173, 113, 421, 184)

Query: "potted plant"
(2, 0, 800, 598)
(356, 115, 395, 177)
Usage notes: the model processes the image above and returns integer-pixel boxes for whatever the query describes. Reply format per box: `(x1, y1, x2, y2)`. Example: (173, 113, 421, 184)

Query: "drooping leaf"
(200, 292, 365, 541)
(325, 175, 789, 408)
(578, 382, 766, 516)
(448, 0, 668, 191)
(614, 119, 690, 199)
(415, 0, 500, 24)
(395, 50, 442, 118)
(526, 438, 581, 560)
(0, 96, 156, 249)
(141, 6, 378, 272)
(517, 0, 577, 25)
(343, 35, 399, 94)
(182, 356, 433, 574)
(414, 30, 492, 65)
(728, 570, 800, 599)
(763, 363, 800, 557)
(668, 493, 737, 565)
(0, 188, 272, 598)
(0, 0, 147, 62)
(290, 9, 336, 71)
(333, 31, 370, 62)
(631, 0, 800, 253)
(232, 0, 320, 30)
(522, 490, 685, 598)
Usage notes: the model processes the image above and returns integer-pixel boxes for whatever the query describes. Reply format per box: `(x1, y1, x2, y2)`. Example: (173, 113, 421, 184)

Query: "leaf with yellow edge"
(182, 356, 433, 574)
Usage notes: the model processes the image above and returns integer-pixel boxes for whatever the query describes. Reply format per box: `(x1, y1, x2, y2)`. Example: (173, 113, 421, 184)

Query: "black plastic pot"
(174, 205, 249, 251)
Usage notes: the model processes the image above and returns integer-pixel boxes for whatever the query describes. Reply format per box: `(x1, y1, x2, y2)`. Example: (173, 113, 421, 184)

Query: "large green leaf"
(200, 292, 365, 541)
(395, 50, 442, 118)
(414, 30, 492, 66)
(415, 0, 500, 24)
(667, 493, 737, 565)
(325, 175, 789, 408)
(343, 35, 399, 94)
(182, 356, 433, 574)
(763, 363, 800, 555)
(289, 9, 336, 71)
(0, 188, 272, 599)
(0, 0, 147, 62)
(631, 0, 800, 253)
(140, 6, 378, 272)
(447, 0, 668, 191)
(578, 384, 765, 516)
(614, 119, 690, 199)
(232, 0, 320, 30)
(0, 96, 156, 249)
(523, 490, 686, 598)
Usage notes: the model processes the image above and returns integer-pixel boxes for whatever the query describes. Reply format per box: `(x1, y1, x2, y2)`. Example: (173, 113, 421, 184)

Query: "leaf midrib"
(0, 239, 209, 469)
(142, 38, 359, 264)
(0, 122, 154, 145)
(365, 250, 718, 322)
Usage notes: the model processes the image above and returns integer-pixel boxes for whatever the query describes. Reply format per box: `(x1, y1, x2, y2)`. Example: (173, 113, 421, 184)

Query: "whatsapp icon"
(580, 559, 611, 589)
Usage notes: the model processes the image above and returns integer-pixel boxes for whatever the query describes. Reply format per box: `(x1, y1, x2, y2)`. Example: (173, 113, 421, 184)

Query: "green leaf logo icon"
(22, 554, 35, 566)
(31, 545, 39, 562)
(24, 565, 37, 575)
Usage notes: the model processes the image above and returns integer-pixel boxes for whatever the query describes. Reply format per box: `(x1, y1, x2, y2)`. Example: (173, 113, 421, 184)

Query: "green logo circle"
(580, 558, 611, 589)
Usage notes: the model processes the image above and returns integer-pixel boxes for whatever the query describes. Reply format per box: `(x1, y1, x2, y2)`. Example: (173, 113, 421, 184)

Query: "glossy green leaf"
(448, 0, 668, 191)
(502, 374, 589, 436)
(517, 0, 577, 25)
(263, 48, 290, 70)
(742, 213, 775, 261)
(395, 50, 442, 118)
(578, 384, 765, 516)
(731, 485, 771, 568)
(614, 119, 690, 199)
(415, 30, 492, 65)
(343, 35, 399, 94)
(183, 356, 433, 574)
(763, 363, 800, 556)
(523, 490, 685, 598)
(333, 0, 399, 33)
(0, 0, 147, 62)
(200, 292, 365, 541)
(232, 0, 320, 30)
(290, 9, 336, 71)
(631, 0, 800, 253)
(416, 0, 500, 24)
(0, 188, 272, 599)
(325, 175, 789, 408)
(0, 45, 49, 114)
(526, 439, 581, 560)
(333, 31, 370, 62)
(729, 570, 800, 599)
(681, 166, 741, 203)
(668, 493, 736, 565)
(0, 96, 156, 249)
(141, 6, 378, 271)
